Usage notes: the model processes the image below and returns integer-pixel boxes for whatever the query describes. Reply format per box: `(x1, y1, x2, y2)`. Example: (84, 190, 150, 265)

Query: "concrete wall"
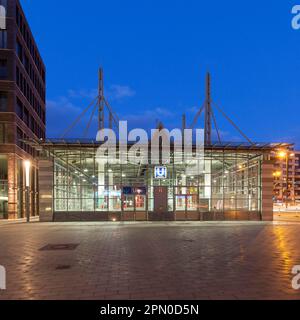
(38, 158, 54, 222)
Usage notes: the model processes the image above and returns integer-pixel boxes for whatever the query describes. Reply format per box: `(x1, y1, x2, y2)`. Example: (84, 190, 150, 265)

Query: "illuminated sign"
(154, 166, 167, 179)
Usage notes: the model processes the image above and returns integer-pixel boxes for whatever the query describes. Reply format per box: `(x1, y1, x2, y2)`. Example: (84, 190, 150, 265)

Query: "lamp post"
(24, 160, 31, 223)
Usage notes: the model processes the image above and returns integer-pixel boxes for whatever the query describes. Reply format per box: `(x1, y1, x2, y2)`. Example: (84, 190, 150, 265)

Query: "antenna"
(204, 72, 212, 146)
(182, 114, 186, 130)
(98, 68, 105, 131)
(60, 68, 120, 139)
(190, 72, 253, 145)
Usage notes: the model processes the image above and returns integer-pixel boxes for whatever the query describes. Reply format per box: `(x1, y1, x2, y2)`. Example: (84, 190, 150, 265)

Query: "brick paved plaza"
(0, 221, 300, 300)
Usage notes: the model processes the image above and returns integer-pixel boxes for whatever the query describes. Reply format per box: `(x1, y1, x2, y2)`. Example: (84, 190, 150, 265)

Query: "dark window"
(0, 30, 7, 48)
(0, 0, 7, 9)
(0, 123, 5, 144)
(16, 40, 23, 61)
(30, 115, 34, 132)
(23, 107, 29, 126)
(24, 55, 29, 73)
(16, 6, 20, 26)
(0, 92, 7, 112)
(16, 98, 23, 119)
(0, 154, 7, 180)
(17, 127, 23, 148)
(16, 66, 20, 86)
(0, 59, 7, 79)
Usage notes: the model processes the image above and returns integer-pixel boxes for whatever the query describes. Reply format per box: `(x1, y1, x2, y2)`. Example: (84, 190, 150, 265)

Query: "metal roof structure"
(22, 138, 294, 152)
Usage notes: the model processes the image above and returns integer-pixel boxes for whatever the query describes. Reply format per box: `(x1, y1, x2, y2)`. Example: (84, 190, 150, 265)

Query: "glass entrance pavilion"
(35, 140, 277, 222)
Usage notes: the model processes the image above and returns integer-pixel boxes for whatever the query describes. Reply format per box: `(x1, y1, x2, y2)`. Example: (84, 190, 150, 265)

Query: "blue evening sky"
(22, 0, 300, 146)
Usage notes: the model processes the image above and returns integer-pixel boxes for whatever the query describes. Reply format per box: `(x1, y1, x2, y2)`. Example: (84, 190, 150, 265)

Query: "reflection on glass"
(52, 148, 263, 215)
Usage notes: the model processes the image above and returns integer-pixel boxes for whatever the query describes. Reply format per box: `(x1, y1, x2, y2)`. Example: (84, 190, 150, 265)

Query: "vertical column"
(98, 161, 105, 211)
(39, 158, 54, 222)
(109, 171, 113, 211)
(204, 160, 211, 211)
(7, 154, 17, 219)
(261, 159, 274, 221)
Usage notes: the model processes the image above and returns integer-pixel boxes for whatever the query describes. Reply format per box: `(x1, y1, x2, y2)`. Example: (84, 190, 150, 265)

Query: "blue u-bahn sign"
(154, 166, 167, 179)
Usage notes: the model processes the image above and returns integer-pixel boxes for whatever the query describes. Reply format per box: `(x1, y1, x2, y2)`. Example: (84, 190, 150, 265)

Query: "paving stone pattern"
(0, 221, 300, 300)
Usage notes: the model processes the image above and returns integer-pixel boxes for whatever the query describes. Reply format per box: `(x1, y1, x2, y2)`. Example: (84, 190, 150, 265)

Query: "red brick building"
(0, 0, 45, 219)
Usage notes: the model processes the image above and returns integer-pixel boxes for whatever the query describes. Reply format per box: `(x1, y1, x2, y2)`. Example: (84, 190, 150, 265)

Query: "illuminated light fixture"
(24, 160, 31, 187)
(108, 169, 113, 172)
(122, 174, 126, 177)
(83, 179, 87, 182)
(273, 171, 282, 178)
(41, 195, 52, 199)
(92, 175, 95, 178)
(84, 169, 88, 173)
(225, 170, 229, 174)
(277, 151, 287, 158)
(24, 160, 31, 223)
(112, 218, 117, 222)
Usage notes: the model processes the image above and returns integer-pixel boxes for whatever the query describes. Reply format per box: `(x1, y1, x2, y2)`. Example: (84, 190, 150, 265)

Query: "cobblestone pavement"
(0, 221, 300, 300)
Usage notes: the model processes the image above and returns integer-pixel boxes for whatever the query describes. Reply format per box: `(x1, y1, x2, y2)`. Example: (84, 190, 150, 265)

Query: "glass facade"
(52, 146, 262, 219)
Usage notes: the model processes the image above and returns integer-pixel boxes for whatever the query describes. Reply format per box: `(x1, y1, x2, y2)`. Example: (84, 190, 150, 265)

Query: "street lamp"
(24, 160, 31, 223)
(276, 150, 295, 208)
(273, 171, 282, 178)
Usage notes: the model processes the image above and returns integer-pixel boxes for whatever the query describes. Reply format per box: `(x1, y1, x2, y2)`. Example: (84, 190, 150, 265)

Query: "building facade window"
(16, 98, 23, 119)
(0, 30, 7, 48)
(0, 123, 5, 143)
(0, 91, 7, 111)
(0, 0, 7, 9)
(16, 40, 23, 61)
(0, 59, 7, 78)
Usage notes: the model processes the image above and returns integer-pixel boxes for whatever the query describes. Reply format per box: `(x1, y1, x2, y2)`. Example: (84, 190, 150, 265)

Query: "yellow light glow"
(24, 160, 31, 187)
(277, 151, 287, 158)
(273, 171, 282, 178)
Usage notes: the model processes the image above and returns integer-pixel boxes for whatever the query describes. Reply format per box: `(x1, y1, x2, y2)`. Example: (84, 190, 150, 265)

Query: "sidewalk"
(274, 212, 300, 222)
(0, 216, 40, 225)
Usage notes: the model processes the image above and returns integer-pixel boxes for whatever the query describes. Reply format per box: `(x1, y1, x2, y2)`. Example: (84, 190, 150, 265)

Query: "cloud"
(46, 96, 97, 138)
(107, 85, 136, 100)
(186, 106, 200, 114)
(117, 107, 179, 131)
(125, 107, 174, 122)
(47, 97, 83, 115)
(67, 89, 98, 100)
(46, 83, 136, 137)
(67, 84, 136, 101)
